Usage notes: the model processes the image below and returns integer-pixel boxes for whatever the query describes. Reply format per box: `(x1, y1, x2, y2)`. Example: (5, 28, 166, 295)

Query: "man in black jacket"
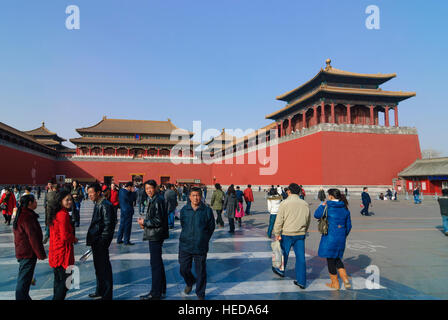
(438, 189, 448, 236)
(178, 187, 215, 300)
(86, 183, 117, 300)
(138, 179, 169, 300)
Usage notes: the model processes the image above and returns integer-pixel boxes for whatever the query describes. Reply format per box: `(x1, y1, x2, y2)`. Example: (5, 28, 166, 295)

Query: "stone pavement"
(0, 192, 446, 300)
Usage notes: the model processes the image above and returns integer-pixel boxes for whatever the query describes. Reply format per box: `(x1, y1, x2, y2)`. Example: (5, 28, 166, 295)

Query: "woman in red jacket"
(1, 187, 17, 225)
(48, 190, 78, 300)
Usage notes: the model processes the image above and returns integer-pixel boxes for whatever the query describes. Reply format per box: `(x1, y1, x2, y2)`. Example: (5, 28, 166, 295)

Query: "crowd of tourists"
(3, 179, 448, 301)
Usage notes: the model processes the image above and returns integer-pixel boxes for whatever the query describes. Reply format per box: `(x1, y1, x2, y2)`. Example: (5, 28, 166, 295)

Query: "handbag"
(0, 203, 7, 211)
(317, 205, 329, 235)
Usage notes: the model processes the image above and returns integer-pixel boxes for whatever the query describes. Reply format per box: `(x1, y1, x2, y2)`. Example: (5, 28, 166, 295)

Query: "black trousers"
(327, 258, 344, 275)
(360, 203, 370, 215)
(92, 242, 113, 300)
(228, 217, 235, 232)
(179, 250, 207, 298)
(16, 257, 37, 300)
(149, 240, 166, 297)
(53, 266, 70, 300)
(3, 214, 11, 224)
(215, 210, 224, 227)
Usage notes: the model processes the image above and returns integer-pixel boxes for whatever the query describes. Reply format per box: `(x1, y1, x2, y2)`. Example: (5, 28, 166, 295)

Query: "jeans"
(442, 216, 448, 233)
(149, 241, 166, 296)
(360, 203, 370, 215)
(91, 242, 113, 300)
(117, 211, 133, 244)
(215, 210, 224, 227)
(53, 266, 70, 300)
(16, 257, 37, 300)
(168, 211, 175, 228)
(281, 235, 306, 287)
(245, 201, 252, 215)
(267, 214, 277, 238)
(72, 201, 81, 226)
(414, 195, 421, 204)
(179, 250, 207, 298)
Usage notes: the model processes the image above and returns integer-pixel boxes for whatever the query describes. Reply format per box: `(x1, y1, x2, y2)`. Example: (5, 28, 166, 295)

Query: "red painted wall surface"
(55, 160, 213, 185)
(0, 145, 56, 185)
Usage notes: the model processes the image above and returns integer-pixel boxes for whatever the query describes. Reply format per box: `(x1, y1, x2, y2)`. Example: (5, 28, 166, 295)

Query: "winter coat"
(361, 192, 371, 205)
(44, 191, 57, 227)
(236, 190, 244, 203)
(210, 189, 225, 210)
(438, 196, 448, 216)
(179, 202, 215, 255)
(267, 195, 282, 215)
(142, 194, 169, 242)
(49, 208, 76, 269)
(273, 194, 310, 236)
(0, 192, 16, 216)
(110, 189, 119, 207)
(314, 201, 352, 259)
(243, 188, 254, 202)
(13, 207, 46, 260)
(86, 197, 117, 247)
(118, 188, 136, 215)
(223, 193, 238, 218)
(71, 186, 83, 203)
(164, 189, 178, 213)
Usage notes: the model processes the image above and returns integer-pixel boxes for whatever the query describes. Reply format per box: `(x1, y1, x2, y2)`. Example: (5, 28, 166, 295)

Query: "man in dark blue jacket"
(361, 187, 372, 216)
(117, 182, 136, 245)
(178, 187, 215, 300)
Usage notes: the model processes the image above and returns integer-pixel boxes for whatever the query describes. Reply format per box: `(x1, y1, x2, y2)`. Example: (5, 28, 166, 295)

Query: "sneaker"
(140, 293, 160, 300)
(272, 267, 285, 278)
(124, 242, 135, 246)
(184, 285, 193, 295)
(88, 293, 102, 299)
(293, 281, 305, 289)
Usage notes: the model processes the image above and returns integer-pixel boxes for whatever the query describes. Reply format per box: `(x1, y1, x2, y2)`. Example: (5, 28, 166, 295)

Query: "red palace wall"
(1, 131, 422, 187)
(211, 131, 422, 186)
(0, 145, 56, 185)
(55, 160, 213, 185)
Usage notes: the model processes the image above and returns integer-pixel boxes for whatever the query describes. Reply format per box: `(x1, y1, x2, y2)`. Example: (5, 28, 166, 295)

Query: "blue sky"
(0, 0, 447, 154)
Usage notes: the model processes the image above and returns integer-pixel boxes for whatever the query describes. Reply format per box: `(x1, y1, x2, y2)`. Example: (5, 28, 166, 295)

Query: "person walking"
(86, 183, 117, 300)
(136, 183, 147, 215)
(71, 180, 83, 228)
(210, 183, 225, 228)
(267, 188, 282, 238)
(165, 183, 178, 229)
(202, 185, 208, 203)
(48, 190, 78, 300)
(272, 183, 310, 289)
(13, 194, 47, 300)
(1, 187, 16, 225)
(437, 189, 448, 236)
(138, 179, 169, 300)
(43, 184, 59, 244)
(223, 185, 238, 234)
(413, 186, 422, 204)
(314, 188, 352, 290)
(361, 187, 372, 216)
(117, 182, 136, 245)
(243, 184, 254, 215)
(178, 187, 215, 300)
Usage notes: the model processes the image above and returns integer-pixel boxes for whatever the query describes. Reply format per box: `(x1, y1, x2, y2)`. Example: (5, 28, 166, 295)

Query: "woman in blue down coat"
(314, 188, 352, 290)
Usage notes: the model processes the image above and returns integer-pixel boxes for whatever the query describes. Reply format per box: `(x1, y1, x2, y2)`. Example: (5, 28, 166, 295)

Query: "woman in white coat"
(267, 188, 282, 238)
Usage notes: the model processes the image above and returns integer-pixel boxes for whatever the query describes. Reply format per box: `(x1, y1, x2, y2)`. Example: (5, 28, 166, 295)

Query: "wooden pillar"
(288, 117, 292, 134)
(157, 148, 160, 157)
(88, 147, 92, 156)
(302, 111, 307, 129)
(394, 106, 399, 127)
(115, 148, 117, 156)
(320, 102, 326, 123)
(127, 148, 130, 156)
(346, 104, 351, 124)
(280, 121, 283, 138)
(331, 103, 335, 124)
(369, 105, 374, 125)
(144, 149, 148, 157)
(276, 122, 280, 138)
(102, 147, 105, 156)
(385, 106, 390, 127)
(313, 105, 318, 126)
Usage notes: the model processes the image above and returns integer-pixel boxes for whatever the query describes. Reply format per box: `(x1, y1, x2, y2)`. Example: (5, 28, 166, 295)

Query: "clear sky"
(1, 0, 447, 155)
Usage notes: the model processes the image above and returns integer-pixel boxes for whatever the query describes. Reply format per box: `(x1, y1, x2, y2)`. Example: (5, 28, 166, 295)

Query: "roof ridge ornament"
(325, 58, 332, 71)
(42, 121, 45, 127)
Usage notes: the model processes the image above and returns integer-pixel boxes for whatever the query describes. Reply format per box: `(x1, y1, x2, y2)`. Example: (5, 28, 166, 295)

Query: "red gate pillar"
(313, 105, 318, 126)
(157, 149, 160, 157)
(385, 106, 390, 127)
(302, 111, 307, 129)
(346, 104, 351, 124)
(288, 117, 292, 134)
(369, 105, 374, 125)
(394, 106, 399, 127)
(321, 102, 326, 123)
(331, 103, 335, 124)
